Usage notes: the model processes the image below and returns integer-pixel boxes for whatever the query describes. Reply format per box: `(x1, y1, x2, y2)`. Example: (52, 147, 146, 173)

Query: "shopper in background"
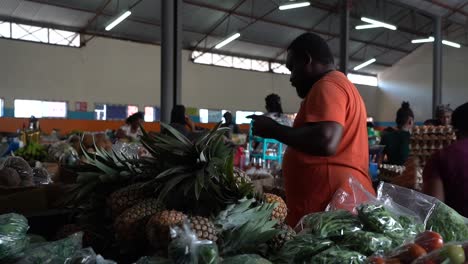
(249, 33, 374, 226)
(169, 105, 195, 138)
(220, 112, 240, 137)
(381, 102, 414, 165)
(424, 104, 453, 126)
(264, 93, 293, 127)
(423, 102, 468, 217)
(116, 112, 144, 141)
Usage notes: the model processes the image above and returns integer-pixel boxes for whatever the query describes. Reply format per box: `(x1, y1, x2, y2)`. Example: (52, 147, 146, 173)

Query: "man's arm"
(249, 115, 343, 156)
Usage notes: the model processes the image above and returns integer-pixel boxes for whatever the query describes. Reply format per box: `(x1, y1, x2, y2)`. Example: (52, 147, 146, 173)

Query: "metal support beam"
(161, 0, 182, 123)
(339, 0, 350, 74)
(433, 16, 442, 118)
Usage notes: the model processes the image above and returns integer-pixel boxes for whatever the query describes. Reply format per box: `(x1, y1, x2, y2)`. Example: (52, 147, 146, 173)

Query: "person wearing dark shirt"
(381, 102, 414, 165)
(423, 102, 468, 217)
(424, 104, 453, 126)
(220, 112, 240, 136)
(168, 105, 195, 138)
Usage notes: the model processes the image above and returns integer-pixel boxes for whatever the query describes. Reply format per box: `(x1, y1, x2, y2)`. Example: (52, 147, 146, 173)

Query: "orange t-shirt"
(282, 71, 374, 226)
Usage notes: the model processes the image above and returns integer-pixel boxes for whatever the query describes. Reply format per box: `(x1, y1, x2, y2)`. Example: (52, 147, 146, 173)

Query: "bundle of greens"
(309, 246, 366, 264)
(426, 201, 468, 242)
(274, 234, 334, 263)
(300, 210, 362, 239)
(341, 231, 393, 255)
(0, 213, 29, 261)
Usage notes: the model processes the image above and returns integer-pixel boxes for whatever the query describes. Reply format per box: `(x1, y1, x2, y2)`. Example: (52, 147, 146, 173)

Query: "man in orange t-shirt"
(249, 33, 374, 226)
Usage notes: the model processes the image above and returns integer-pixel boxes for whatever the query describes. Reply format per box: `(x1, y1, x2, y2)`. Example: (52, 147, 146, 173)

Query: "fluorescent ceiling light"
(353, 58, 376, 71)
(279, 1, 310, 10)
(442, 40, 461, 48)
(355, 24, 382, 30)
(361, 17, 397, 30)
(105, 10, 132, 31)
(411, 36, 434, 43)
(410, 37, 461, 48)
(215, 33, 241, 49)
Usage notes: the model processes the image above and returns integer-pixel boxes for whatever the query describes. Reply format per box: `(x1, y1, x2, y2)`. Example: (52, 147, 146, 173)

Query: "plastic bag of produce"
(0, 213, 29, 261)
(15, 232, 83, 264)
(413, 241, 468, 264)
(377, 182, 436, 226)
(326, 177, 376, 214)
(309, 246, 366, 264)
(274, 234, 333, 264)
(32, 167, 53, 185)
(426, 201, 468, 242)
(168, 222, 219, 264)
(134, 256, 174, 264)
(341, 231, 394, 255)
(296, 210, 363, 238)
(221, 254, 272, 264)
(64, 247, 116, 264)
(357, 203, 423, 245)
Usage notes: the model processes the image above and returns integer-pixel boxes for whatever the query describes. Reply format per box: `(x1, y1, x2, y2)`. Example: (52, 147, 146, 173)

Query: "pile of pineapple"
(63, 124, 293, 262)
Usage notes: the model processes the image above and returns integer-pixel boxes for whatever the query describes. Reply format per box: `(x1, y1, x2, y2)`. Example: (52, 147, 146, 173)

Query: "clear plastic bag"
(0, 213, 29, 261)
(309, 246, 366, 264)
(296, 210, 363, 238)
(167, 222, 219, 264)
(15, 232, 83, 264)
(377, 182, 436, 226)
(134, 256, 173, 264)
(415, 241, 468, 264)
(377, 182, 468, 242)
(221, 254, 272, 264)
(32, 167, 53, 185)
(64, 247, 116, 264)
(325, 177, 376, 214)
(340, 231, 394, 256)
(274, 234, 334, 264)
(2, 156, 34, 186)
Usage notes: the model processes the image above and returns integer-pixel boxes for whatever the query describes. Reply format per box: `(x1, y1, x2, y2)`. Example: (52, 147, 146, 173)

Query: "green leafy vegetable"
(301, 210, 362, 239)
(341, 231, 394, 255)
(426, 201, 468, 242)
(274, 234, 334, 264)
(309, 246, 366, 264)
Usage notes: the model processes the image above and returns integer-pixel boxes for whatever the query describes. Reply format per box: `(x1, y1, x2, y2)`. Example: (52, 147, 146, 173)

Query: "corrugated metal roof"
(0, 0, 466, 74)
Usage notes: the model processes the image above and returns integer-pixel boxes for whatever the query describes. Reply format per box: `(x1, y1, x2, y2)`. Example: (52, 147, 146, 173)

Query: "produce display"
(0, 124, 467, 264)
(14, 142, 48, 163)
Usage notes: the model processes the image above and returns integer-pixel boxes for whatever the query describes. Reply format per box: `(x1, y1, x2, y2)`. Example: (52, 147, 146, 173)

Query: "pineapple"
(114, 198, 164, 242)
(108, 183, 151, 217)
(146, 210, 187, 249)
(268, 223, 296, 251)
(188, 216, 218, 242)
(233, 167, 251, 185)
(264, 193, 288, 223)
(139, 123, 255, 216)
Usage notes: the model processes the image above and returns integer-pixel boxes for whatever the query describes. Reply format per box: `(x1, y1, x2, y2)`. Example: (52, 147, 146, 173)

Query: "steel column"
(339, 0, 350, 74)
(433, 16, 442, 118)
(161, 0, 182, 123)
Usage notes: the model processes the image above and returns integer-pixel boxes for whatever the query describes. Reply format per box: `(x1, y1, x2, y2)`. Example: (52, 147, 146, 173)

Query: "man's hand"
(248, 115, 280, 139)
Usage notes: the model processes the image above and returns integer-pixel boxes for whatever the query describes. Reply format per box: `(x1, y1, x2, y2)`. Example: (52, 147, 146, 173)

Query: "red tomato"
(367, 256, 386, 264)
(415, 231, 444, 252)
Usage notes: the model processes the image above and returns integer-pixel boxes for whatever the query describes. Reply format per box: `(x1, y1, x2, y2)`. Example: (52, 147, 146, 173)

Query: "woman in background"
(116, 112, 144, 141)
(264, 93, 293, 127)
(381, 102, 414, 165)
(424, 104, 453, 126)
(169, 105, 197, 138)
(423, 102, 468, 217)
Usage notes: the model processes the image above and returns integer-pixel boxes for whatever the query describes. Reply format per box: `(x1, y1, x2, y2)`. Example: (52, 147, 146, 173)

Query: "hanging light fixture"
(410, 37, 461, 48)
(215, 33, 241, 49)
(359, 17, 397, 30)
(411, 37, 435, 43)
(353, 58, 376, 71)
(105, 10, 132, 31)
(279, 1, 310, 10)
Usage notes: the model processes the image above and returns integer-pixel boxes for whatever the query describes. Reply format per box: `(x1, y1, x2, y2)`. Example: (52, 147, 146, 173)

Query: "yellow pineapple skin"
(108, 183, 150, 217)
(264, 193, 288, 223)
(189, 216, 218, 242)
(114, 198, 164, 242)
(146, 210, 187, 249)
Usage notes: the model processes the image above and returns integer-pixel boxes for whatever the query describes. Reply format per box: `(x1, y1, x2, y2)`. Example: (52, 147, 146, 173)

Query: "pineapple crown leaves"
(216, 200, 280, 256)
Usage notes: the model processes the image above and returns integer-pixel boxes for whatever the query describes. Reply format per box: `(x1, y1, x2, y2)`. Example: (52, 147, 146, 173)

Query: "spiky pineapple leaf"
(159, 123, 192, 147)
